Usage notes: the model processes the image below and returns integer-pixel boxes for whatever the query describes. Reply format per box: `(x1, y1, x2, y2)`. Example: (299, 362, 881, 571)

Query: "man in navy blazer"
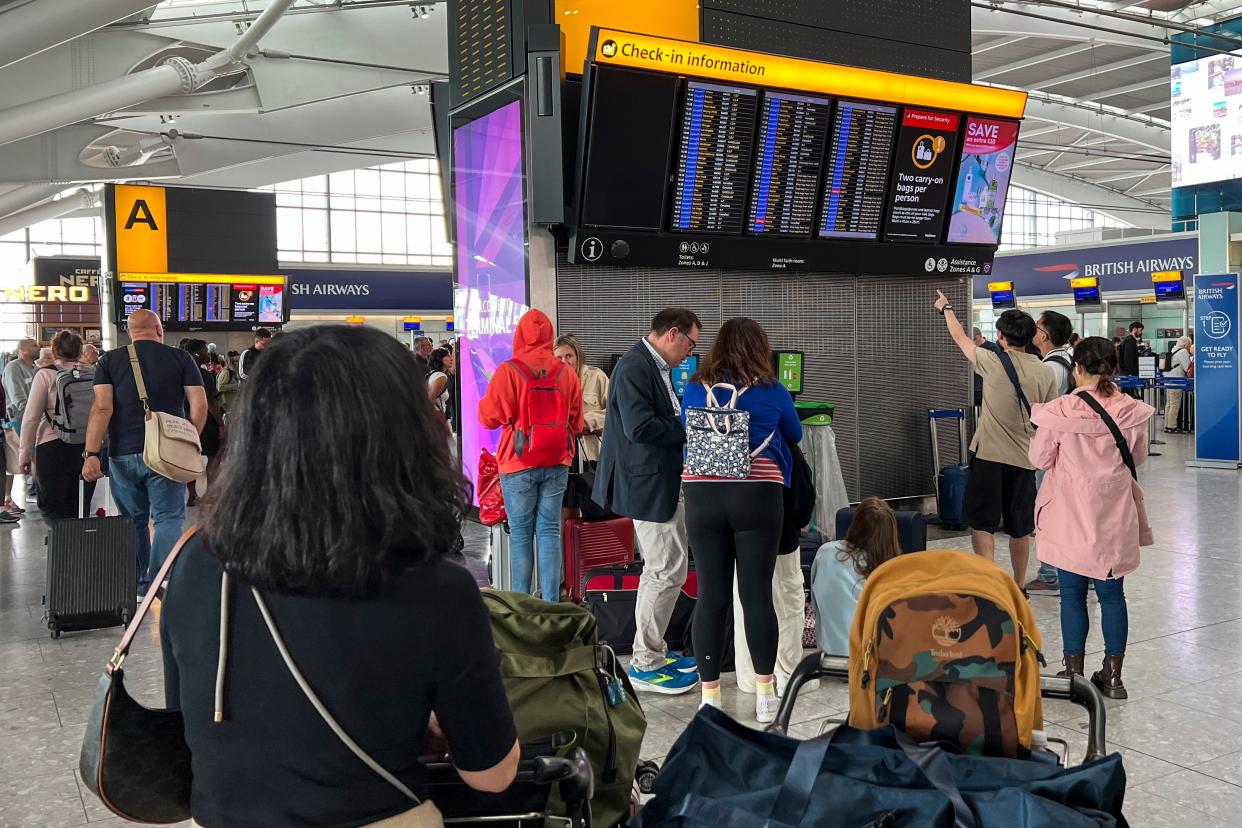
(594, 308, 702, 694)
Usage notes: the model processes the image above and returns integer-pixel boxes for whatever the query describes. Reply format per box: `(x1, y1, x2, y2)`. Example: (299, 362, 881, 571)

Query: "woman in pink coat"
(1029, 336, 1154, 699)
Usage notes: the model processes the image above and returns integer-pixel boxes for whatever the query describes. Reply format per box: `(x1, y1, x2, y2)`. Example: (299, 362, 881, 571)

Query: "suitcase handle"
(927, 408, 965, 420)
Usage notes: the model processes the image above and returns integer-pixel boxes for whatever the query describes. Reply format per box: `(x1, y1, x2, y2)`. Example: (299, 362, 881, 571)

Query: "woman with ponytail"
(1029, 336, 1154, 699)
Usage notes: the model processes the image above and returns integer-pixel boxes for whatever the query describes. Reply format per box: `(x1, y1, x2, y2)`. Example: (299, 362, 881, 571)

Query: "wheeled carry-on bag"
(44, 480, 136, 639)
(929, 408, 970, 530)
(563, 515, 635, 603)
(834, 507, 927, 553)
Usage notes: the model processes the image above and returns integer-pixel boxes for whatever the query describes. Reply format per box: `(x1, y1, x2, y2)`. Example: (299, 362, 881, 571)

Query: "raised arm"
(934, 290, 978, 364)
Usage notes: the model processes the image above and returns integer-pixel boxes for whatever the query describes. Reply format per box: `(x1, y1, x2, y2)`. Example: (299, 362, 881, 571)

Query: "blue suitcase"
(929, 409, 969, 530)
(834, 507, 928, 553)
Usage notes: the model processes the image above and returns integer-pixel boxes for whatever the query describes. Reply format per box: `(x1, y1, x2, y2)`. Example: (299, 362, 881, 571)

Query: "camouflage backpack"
(847, 550, 1045, 758)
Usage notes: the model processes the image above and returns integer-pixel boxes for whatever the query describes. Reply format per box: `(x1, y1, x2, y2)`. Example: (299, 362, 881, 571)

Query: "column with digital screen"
(747, 92, 832, 236)
(818, 101, 898, 240)
(669, 81, 759, 234)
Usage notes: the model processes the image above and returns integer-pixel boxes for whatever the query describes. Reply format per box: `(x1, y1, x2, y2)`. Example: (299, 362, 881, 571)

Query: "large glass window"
(261, 160, 452, 267)
(1000, 185, 1129, 251)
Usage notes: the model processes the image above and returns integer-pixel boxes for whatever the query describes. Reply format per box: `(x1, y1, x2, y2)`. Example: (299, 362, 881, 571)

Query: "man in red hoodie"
(479, 309, 584, 601)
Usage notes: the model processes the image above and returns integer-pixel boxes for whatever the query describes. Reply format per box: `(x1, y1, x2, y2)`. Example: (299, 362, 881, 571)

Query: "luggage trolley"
(426, 748, 595, 827)
(772, 654, 1110, 766)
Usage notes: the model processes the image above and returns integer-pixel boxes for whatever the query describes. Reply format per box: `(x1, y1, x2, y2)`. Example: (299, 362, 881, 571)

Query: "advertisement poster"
(1170, 57, 1242, 188)
(232, 284, 258, 322)
(453, 99, 530, 502)
(947, 117, 1019, 246)
(884, 109, 959, 242)
(1194, 274, 1241, 466)
(258, 284, 284, 323)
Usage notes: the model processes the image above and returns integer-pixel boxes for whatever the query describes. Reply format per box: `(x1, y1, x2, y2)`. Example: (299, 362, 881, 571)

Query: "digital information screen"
(1072, 276, 1102, 307)
(1170, 56, 1242, 188)
(670, 81, 759, 234)
(152, 283, 176, 320)
(178, 284, 205, 323)
(1154, 271, 1187, 302)
(776, 351, 804, 395)
(947, 117, 1018, 246)
(989, 280, 1017, 310)
(747, 91, 832, 236)
(818, 100, 898, 240)
(671, 355, 698, 397)
(232, 284, 259, 323)
(120, 284, 149, 320)
(206, 284, 230, 322)
(258, 284, 284, 323)
(884, 108, 959, 242)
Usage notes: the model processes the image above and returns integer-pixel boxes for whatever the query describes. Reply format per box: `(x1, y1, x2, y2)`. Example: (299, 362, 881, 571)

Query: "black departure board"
(818, 100, 898, 240)
(747, 91, 833, 236)
(670, 81, 759, 234)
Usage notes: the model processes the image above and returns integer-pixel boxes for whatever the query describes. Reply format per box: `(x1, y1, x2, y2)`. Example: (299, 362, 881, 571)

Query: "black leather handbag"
(79, 528, 198, 824)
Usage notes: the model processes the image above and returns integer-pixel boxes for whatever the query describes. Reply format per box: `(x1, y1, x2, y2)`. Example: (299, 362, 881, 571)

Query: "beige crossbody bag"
(127, 345, 204, 484)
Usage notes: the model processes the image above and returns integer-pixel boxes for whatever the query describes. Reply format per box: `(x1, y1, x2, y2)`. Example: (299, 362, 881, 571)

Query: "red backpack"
(509, 359, 572, 467)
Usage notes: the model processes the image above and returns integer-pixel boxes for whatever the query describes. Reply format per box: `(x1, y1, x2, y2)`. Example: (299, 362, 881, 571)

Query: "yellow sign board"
(119, 272, 285, 286)
(1, 285, 91, 303)
(1070, 277, 1099, 289)
(114, 185, 168, 274)
(1140, 295, 1158, 304)
(345, 316, 366, 326)
(591, 28, 1028, 118)
(987, 281, 1015, 292)
(558, 1, 699, 74)
(1152, 270, 1183, 283)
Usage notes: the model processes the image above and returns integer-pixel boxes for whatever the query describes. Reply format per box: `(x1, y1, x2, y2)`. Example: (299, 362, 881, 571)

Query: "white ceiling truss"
(973, 0, 1242, 229)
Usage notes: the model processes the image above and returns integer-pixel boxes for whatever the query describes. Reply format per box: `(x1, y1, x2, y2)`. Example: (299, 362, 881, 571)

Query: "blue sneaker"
(665, 652, 698, 673)
(628, 663, 699, 695)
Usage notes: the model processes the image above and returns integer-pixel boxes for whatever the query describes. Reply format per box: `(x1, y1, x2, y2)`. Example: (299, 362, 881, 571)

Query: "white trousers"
(733, 551, 817, 695)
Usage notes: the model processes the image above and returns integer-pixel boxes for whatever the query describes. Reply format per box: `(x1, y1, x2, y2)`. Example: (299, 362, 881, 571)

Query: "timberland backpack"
(847, 550, 1045, 758)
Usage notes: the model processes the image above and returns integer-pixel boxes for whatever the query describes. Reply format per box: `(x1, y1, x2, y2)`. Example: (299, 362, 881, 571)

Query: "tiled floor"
(0, 427, 1239, 825)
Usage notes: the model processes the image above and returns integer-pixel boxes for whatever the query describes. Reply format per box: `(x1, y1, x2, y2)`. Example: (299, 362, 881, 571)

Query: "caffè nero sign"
(1, 257, 101, 304)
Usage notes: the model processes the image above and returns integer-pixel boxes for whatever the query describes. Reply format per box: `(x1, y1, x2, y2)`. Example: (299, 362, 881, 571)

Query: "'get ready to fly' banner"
(947, 117, 1019, 247)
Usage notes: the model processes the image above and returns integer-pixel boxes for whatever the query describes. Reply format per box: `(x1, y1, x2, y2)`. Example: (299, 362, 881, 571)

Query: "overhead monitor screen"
(453, 96, 529, 503)
(258, 284, 284, 323)
(989, 280, 1017, 310)
(884, 109, 959, 243)
(117, 277, 285, 330)
(747, 91, 832, 236)
(232, 284, 258, 322)
(669, 80, 760, 234)
(1170, 55, 1242, 188)
(946, 117, 1018, 246)
(1071, 276, 1101, 307)
(1153, 270, 1187, 302)
(817, 100, 898, 240)
(206, 284, 230, 322)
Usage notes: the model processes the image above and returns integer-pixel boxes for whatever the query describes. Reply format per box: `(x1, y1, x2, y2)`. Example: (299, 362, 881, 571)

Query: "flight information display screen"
(116, 278, 284, 330)
(1072, 277, 1102, 307)
(669, 81, 759, 234)
(747, 91, 832, 236)
(817, 100, 899, 240)
(1155, 278, 1186, 302)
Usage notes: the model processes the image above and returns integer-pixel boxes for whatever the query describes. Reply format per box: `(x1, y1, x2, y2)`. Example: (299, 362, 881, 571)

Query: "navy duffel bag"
(631, 706, 1127, 828)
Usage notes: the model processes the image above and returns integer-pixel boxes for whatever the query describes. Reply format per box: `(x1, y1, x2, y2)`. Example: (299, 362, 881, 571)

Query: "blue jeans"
(108, 453, 187, 592)
(1058, 569, 1128, 656)
(499, 466, 569, 601)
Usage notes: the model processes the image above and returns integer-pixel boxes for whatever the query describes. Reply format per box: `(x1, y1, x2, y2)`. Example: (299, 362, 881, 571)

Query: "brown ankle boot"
(1057, 654, 1085, 678)
(1091, 654, 1128, 699)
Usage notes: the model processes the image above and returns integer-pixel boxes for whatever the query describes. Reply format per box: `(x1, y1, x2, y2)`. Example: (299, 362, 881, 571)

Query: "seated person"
(810, 497, 904, 656)
(160, 325, 519, 827)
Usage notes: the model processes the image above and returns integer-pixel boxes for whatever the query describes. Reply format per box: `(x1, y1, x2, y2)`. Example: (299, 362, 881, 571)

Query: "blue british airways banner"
(976, 236, 1198, 299)
(1194, 274, 1241, 467)
(286, 268, 452, 311)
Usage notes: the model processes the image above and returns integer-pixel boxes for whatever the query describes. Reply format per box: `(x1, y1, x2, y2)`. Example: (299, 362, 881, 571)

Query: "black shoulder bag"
(1075, 391, 1138, 479)
(996, 352, 1033, 419)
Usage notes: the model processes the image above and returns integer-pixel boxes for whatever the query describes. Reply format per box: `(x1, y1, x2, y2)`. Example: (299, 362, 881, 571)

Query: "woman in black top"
(161, 326, 519, 827)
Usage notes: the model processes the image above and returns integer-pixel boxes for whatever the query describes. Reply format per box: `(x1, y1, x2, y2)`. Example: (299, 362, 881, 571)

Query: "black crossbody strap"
(1076, 391, 1137, 480)
(997, 352, 1032, 418)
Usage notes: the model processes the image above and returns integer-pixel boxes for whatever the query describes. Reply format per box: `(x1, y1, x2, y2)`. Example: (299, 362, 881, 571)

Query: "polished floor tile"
(1, 431, 1241, 824)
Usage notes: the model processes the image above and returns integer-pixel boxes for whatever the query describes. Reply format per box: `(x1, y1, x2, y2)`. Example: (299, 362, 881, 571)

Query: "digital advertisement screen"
(884, 108, 959, 242)
(989, 281, 1017, 310)
(669, 81, 760, 234)
(454, 96, 529, 503)
(1072, 277, 1102, 307)
(818, 100, 898, 240)
(258, 284, 284, 323)
(1170, 55, 1242, 188)
(120, 284, 149, 319)
(747, 91, 832, 236)
(232, 284, 258, 322)
(947, 117, 1019, 246)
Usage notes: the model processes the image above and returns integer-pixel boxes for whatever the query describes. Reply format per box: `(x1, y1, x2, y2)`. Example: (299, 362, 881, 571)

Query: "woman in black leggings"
(681, 318, 803, 723)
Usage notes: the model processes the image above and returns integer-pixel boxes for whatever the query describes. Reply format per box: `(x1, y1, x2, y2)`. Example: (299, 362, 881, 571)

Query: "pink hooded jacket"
(1029, 383, 1155, 580)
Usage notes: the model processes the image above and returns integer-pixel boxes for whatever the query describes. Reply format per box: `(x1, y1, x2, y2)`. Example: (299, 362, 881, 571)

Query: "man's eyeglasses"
(678, 330, 698, 352)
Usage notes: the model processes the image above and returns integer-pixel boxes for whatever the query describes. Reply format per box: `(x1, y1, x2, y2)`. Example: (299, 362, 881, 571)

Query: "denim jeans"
(1058, 569, 1128, 656)
(499, 465, 569, 601)
(108, 453, 187, 592)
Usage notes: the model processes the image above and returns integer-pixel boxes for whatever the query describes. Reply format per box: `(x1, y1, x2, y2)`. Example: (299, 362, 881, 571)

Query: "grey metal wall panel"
(702, 10, 971, 82)
(702, 0, 970, 55)
(556, 258, 972, 502)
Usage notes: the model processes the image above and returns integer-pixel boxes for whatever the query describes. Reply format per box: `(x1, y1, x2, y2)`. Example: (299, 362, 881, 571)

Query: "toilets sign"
(1194, 274, 1241, 467)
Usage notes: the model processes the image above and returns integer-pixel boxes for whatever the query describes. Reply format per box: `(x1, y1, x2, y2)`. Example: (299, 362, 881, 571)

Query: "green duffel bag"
(484, 590, 646, 828)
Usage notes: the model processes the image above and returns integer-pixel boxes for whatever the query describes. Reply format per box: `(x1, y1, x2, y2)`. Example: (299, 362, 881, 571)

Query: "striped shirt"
(642, 338, 681, 415)
(683, 454, 784, 484)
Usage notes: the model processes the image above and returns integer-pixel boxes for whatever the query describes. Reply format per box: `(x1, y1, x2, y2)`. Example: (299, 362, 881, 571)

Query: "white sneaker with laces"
(755, 692, 780, 724)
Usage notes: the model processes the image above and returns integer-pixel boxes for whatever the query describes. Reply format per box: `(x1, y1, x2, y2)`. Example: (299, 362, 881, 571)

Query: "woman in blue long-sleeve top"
(680, 317, 803, 723)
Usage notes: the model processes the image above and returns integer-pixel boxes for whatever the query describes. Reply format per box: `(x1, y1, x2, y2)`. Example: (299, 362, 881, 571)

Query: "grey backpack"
(44, 365, 95, 445)
(684, 383, 773, 479)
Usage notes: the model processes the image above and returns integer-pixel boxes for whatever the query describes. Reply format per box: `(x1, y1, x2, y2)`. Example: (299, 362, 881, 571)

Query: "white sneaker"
(756, 693, 780, 724)
(700, 695, 722, 711)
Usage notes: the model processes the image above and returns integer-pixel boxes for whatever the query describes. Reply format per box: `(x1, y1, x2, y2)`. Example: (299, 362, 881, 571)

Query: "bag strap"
(771, 725, 978, 828)
(106, 525, 200, 676)
(127, 344, 150, 410)
(997, 352, 1032, 419)
(1075, 391, 1138, 480)
(248, 582, 423, 805)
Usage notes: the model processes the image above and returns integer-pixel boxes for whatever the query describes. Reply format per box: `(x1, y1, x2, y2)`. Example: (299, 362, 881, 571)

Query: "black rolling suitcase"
(44, 481, 136, 639)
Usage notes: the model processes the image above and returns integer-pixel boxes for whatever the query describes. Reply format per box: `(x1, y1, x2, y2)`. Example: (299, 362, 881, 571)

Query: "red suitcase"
(563, 516, 635, 603)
